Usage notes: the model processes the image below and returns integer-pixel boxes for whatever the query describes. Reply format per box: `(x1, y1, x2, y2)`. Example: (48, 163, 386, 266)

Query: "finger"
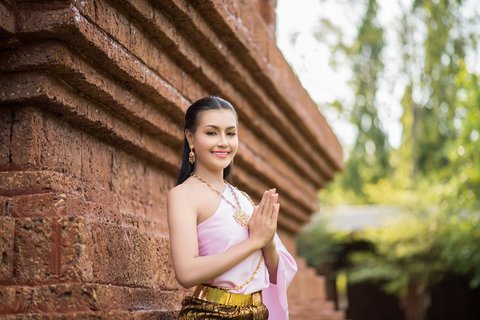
(258, 190, 269, 217)
(267, 192, 277, 218)
(258, 190, 269, 212)
(266, 199, 276, 220)
(272, 203, 279, 221)
(262, 190, 274, 217)
(272, 192, 278, 205)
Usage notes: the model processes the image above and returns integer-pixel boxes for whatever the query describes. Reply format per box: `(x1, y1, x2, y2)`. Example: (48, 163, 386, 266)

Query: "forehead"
(197, 109, 237, 127)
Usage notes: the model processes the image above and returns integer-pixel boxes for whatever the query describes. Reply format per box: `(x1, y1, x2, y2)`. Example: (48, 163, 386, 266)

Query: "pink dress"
(197, 184, 298, 320)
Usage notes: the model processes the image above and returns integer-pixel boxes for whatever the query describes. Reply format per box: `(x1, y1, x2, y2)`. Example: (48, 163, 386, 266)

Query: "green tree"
(302, 0, 480, 319)
(318, 0, 391, 202)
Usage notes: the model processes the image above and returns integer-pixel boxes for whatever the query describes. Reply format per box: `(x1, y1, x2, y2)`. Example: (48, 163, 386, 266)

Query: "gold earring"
(188, 145, 195, 164)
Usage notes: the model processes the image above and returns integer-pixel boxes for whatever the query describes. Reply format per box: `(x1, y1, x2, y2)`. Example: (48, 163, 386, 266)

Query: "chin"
(208, 161, 232, 171)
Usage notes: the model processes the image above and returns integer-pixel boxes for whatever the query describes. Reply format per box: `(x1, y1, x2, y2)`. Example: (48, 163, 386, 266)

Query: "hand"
(248, 188, 279, 249)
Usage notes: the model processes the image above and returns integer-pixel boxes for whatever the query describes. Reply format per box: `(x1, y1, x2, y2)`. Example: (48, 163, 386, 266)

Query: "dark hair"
(175, 96, 238, 185)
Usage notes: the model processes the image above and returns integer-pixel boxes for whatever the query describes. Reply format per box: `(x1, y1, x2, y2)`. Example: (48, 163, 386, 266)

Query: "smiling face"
(186, 108, 239, 171)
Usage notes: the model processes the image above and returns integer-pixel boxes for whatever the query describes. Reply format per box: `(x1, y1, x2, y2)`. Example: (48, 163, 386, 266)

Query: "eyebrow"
(204, 125, 236, 130)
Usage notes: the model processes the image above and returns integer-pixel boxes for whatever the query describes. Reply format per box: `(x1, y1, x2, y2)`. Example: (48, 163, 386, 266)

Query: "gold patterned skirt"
(178, 284, 269, 320)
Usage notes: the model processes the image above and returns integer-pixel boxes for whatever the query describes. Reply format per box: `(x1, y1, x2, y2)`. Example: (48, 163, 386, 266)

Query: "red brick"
(86, 222, 177, 289)
(1, 193, 86, 218)
(2, 310, 178, 320)
(0, 107, 13, 170)
(9, 107, 43, 171)
(0, 171, 82, 197)
(59, 215, 178, 289)
(0, 282, 184, 315)
(80, 136, 113, 190)
(0, 0, 344, 318)
(14, 217, 57, 284)
(38, 112, 82, 178)
(0, 216, 15, 282)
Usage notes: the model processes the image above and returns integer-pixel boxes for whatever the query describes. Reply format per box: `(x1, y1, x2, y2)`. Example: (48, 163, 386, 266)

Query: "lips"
(212, 151, 229, 158)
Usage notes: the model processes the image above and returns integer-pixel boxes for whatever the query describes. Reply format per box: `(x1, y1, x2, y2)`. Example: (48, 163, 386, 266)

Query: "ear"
(185, 129, 194, 147)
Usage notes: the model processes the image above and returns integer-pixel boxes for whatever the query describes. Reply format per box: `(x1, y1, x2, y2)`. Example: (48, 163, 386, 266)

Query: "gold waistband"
(193, 284, 263, 307)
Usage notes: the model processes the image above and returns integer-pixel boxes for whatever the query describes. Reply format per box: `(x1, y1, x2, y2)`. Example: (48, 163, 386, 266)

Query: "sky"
(276, 0, 479, 152)
(275, 0, 409, 150)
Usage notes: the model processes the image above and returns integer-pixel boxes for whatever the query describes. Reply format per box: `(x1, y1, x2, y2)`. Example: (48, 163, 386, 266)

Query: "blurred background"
(276, 0, 480, 319)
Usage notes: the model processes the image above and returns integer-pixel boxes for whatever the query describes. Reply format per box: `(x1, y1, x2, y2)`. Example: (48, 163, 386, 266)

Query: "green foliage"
(306, 0, 480, 300)
(331, 0, 391, 198)
(297, 216, 348, 267)
(348, 213, 447, 297)
(440, 212, 480, 287)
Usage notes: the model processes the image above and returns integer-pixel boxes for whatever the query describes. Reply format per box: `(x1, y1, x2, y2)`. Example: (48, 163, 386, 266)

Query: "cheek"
(195, 135, 213, 148)
(231, 138, 239, 150)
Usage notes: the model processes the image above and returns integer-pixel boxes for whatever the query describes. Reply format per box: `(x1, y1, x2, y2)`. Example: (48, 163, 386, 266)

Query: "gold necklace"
(191, 173, 250, 229)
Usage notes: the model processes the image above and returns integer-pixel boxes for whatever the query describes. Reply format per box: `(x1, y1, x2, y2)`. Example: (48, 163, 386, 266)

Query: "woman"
(167, 96, 297, 319)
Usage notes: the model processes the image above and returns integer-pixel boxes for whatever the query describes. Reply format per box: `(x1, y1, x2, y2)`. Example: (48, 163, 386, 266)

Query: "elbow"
(172, 258, 202, 289)
(176, 278, 196, 289)
(175, 272, 197, 289)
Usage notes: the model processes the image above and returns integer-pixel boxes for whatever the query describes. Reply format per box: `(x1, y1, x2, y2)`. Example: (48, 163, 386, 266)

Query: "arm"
(167, 188, 264, 289)
(262, 240, 279, 284)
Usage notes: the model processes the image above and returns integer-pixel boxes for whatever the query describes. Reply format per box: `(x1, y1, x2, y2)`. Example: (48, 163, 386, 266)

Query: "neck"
(192, 165, 225, 186)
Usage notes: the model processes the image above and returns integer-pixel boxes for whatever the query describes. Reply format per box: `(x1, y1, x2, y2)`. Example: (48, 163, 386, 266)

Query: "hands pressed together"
(248, 188, 279, 249)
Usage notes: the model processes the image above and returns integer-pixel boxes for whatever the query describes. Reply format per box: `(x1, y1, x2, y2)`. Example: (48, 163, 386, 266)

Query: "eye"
(206, 132, 216, 135)
(228, 132, 237, 136)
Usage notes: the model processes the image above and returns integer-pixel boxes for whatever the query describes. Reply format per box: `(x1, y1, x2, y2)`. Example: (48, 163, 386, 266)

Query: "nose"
(217, 133, 228, 146)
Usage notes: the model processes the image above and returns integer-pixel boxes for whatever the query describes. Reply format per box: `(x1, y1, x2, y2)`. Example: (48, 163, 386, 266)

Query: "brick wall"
(0, 1, 344, 319)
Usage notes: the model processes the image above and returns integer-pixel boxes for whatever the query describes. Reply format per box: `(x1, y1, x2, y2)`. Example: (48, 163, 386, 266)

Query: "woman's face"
(187, 109, 238, 170)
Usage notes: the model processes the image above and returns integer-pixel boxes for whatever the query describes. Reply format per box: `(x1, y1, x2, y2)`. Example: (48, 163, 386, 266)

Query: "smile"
(212, 151, 229, 158)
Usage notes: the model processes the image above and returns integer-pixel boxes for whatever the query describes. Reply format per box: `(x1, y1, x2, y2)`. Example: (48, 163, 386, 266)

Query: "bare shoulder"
(167, 177, 203, 209)
(168, 180, 195, 204)
(167, 183, 188, 201)
(167, 181, 200, 230)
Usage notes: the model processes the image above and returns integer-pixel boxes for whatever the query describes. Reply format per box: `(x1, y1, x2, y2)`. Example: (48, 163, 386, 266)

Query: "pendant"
(233, 209, 249, 229)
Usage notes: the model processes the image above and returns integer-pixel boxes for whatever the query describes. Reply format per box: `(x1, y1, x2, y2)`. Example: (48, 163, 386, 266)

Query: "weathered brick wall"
(0, 1, 344, 319)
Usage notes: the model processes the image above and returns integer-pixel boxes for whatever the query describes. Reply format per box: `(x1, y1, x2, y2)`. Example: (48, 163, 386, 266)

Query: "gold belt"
(193, 284, 263, 307)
